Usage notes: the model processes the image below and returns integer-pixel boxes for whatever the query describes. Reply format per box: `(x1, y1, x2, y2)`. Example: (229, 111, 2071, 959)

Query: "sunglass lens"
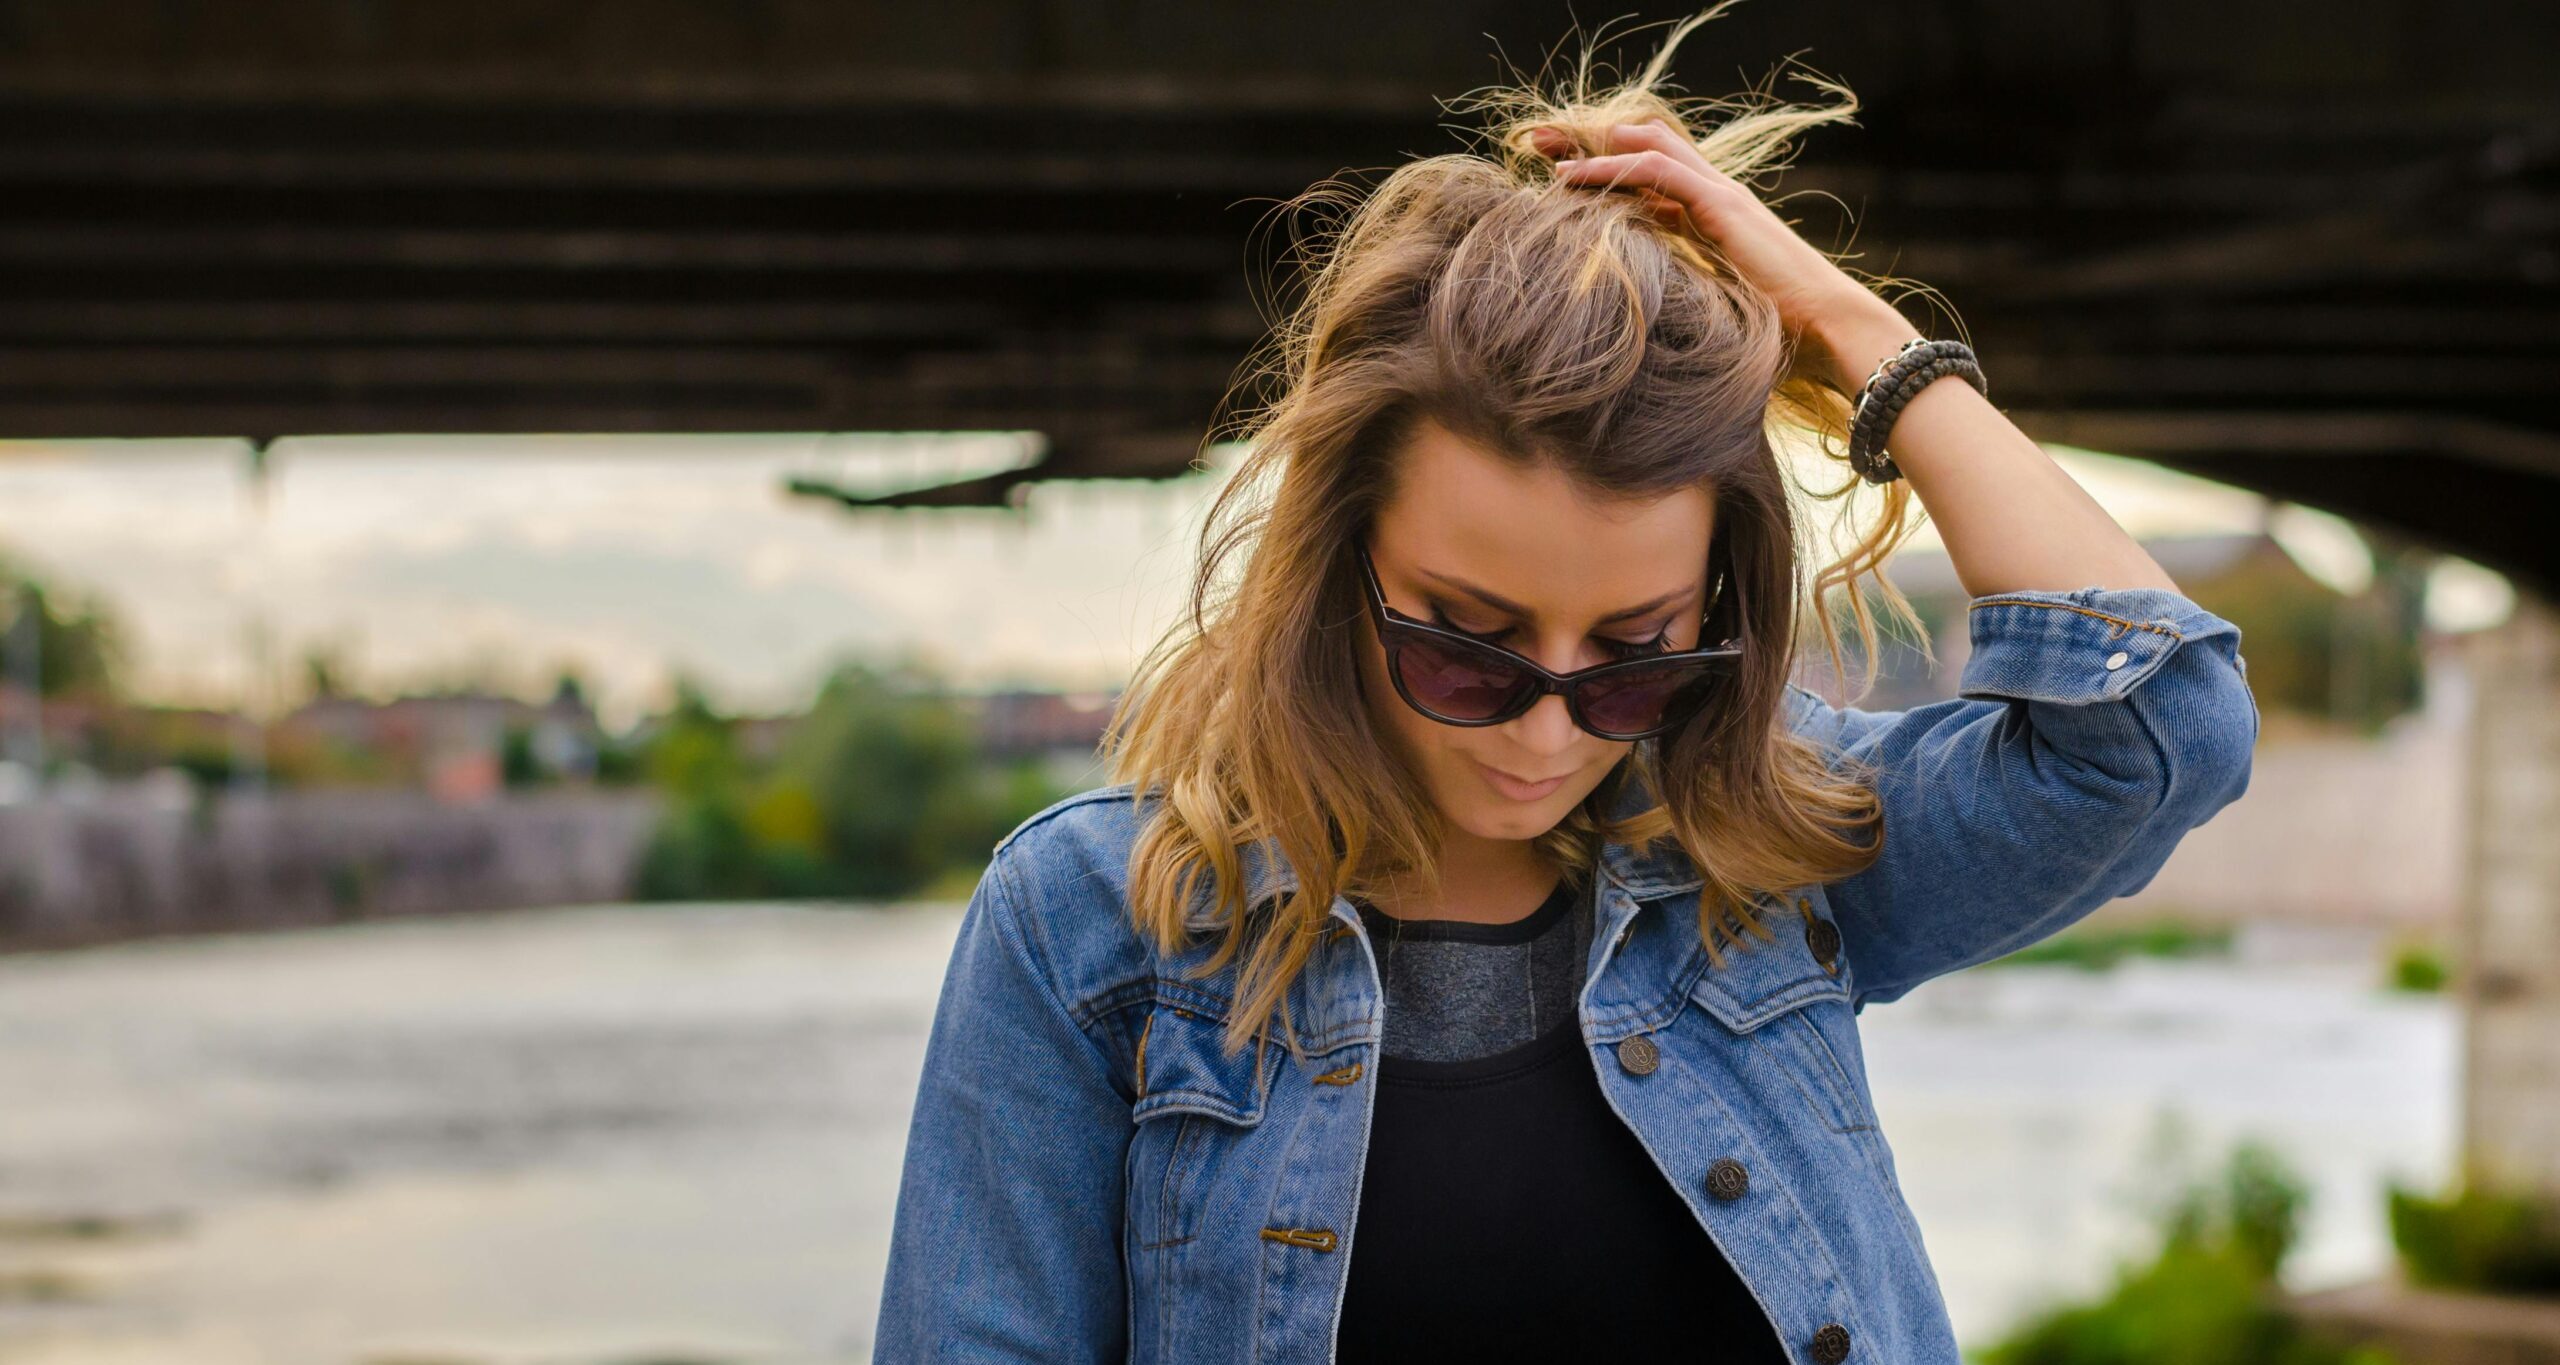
(1393, 635, 1533, 722)
(1575, 656, 1729, 737)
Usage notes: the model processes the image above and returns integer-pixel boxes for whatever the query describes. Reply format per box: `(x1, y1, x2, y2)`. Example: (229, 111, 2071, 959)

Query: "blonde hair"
(1102, 3, 1934, 1060)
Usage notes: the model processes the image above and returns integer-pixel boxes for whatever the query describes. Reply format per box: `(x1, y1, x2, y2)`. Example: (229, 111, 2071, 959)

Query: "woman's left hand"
(1528, 120, 1914, 392)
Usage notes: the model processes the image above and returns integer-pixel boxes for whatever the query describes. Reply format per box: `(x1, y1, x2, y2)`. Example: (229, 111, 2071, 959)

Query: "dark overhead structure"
(2, 1, 2555, 595)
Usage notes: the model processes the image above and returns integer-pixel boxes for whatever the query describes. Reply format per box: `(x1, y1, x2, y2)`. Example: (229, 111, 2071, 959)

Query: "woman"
(872, 8, 2258, 1362)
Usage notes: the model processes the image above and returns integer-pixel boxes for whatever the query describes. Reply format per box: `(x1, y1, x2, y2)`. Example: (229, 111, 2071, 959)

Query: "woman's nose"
(1508, 689, 1582, 752)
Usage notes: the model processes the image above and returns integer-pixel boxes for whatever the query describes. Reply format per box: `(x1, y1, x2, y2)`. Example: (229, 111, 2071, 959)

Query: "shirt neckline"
(1352, 872, 1581, 946)
(1372, 1007, 1585, 1087)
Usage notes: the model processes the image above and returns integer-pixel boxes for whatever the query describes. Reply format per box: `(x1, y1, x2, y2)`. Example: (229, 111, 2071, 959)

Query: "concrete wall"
(0, 786, 663, 951)
(2460, 592, 2560, 1200)
(2094, 644, 2470, 931)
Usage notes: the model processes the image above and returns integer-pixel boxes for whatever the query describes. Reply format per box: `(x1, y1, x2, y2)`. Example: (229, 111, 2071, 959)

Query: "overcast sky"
(0, 432, 2513, 731)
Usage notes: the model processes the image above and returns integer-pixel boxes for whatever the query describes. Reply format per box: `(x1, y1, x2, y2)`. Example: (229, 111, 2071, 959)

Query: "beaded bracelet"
(1845, 338, 1987, 485)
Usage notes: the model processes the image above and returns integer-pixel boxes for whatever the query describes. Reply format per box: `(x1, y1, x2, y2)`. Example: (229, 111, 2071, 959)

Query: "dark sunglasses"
(1355, 539, 1745, 741)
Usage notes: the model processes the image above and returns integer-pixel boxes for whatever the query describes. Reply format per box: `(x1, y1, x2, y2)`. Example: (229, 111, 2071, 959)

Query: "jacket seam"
(992, 782, 1138, 859)
(1077, 974, 1364, 1057)
(987, 854, 1126, 1094)
(1966, 596, 2184, 639)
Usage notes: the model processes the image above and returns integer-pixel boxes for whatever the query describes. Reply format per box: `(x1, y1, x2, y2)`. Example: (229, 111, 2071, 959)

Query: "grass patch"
(1987, 916, 2236, 972)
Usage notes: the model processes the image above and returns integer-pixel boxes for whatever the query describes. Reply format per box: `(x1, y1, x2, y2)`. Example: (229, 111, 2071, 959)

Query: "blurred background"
(0, 2, 2556, 1362)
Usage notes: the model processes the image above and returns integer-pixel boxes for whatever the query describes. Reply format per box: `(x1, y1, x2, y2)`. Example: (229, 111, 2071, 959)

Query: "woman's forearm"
(1811, 302, 2183, 599)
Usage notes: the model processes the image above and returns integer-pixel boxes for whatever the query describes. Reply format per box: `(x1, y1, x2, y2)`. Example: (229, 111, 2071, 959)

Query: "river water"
(0, 903, 2455, 1364)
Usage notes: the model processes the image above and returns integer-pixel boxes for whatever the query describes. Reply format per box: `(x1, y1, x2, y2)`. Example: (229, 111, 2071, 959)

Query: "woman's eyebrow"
(1417, 567, 1694, 624)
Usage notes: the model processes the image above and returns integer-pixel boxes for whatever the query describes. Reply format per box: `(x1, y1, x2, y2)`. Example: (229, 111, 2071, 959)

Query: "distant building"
(278, 687, 606, 800)
(968, 689, 1119, 758)
(0, 683, 240, 780)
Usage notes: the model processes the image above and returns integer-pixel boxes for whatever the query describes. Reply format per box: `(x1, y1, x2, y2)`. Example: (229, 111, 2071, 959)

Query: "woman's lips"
(1475, 758, 1570, 801)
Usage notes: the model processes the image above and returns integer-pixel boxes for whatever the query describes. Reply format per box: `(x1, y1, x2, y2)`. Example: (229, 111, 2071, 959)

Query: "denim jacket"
(874, 583, 2258, 1363)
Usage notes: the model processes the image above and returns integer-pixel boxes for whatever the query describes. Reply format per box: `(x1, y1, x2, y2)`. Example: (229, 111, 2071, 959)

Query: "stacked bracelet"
(1845, 337, 1987, 485)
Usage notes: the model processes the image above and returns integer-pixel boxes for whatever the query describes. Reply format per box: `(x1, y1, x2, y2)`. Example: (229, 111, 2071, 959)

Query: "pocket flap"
(1131, 1002, 1268, 1127)
(1686, 895, 1850, 1033)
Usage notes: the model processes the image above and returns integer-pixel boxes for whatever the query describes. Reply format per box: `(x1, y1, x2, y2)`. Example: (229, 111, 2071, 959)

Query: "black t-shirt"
(1335, 874, 1788, 1360)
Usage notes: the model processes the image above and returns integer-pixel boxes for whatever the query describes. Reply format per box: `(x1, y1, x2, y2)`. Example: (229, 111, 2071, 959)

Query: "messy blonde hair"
(1103, 3, 1934, 1059)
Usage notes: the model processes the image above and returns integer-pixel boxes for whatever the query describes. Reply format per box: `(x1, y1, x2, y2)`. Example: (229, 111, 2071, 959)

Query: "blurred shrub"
(2386, 1175, 2560, 1292)
(1975, 1135, 2397, 1365)
(2381, 936, 2448, 994)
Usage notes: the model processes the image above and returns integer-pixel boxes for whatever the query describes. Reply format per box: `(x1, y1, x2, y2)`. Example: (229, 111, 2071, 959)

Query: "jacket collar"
(1219, 760, 1707, 922)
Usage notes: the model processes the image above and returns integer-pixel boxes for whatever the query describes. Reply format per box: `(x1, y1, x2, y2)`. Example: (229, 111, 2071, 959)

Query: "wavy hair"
(1102, 3, 1937, 1060)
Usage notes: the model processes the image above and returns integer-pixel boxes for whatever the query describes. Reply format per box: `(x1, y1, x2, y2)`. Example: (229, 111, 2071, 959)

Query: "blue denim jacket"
(874, 583, 2258, 1363)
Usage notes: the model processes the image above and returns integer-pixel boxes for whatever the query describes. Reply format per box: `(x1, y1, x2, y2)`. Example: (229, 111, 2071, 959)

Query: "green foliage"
(632, 661, 1072, 904)
(635, 788, 760, 901)
(2181, 531, 2429, 734)
(1973, 1123, 2397, 1365)
(2381, 936, 2447, 994)
(592, 733, 645, 785)
(0, 568, 125, 700)
(499, 725, 542, 788)
(645, 677, 742, 799)
(2386, 1175, 2560, 1292)
(1986, 916, 2235, 971)
(163, 746, 236, 789)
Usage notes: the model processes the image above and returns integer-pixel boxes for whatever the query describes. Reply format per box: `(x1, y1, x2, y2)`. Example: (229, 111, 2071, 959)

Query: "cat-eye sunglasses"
(1355, 538, 1745, 741)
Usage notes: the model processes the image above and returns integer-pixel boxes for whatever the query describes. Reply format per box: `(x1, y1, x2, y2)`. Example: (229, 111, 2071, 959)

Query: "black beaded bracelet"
(1846, 338, 1987, 485)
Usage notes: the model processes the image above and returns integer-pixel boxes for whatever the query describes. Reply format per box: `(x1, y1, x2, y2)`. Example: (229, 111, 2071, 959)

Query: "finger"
(1521, 125, 1590, 167)
(1554, 150, 1718, 209)
(1592, 119, 1737, 191)
(1638, 190, 1689, 225)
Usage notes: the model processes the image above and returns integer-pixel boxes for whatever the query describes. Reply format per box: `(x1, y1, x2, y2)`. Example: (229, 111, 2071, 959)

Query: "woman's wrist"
(1805, 299, 1926, 398)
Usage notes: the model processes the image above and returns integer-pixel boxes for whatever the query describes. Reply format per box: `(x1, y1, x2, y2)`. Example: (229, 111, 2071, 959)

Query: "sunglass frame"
(1354, 539, 1745, 742)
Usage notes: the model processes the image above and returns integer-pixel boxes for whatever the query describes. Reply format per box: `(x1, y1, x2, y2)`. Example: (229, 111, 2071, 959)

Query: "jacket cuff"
(1957, 584, 2241, 707)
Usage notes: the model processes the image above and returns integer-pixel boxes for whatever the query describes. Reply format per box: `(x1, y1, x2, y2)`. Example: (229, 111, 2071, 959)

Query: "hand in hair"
(1527, 119, 1911, 395)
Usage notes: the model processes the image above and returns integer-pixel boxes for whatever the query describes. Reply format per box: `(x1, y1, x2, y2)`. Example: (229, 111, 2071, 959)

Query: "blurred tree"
(645, 674, 742, 799)
(499, 724, 541, 788)
(548, 666, 590, 711)
(301, 645, 348, 701)
(781, 660, 1002, 900)
(630, 657, 1072, 903)
(0, 570, 124, 700)
(2183, 528, 2428, 734)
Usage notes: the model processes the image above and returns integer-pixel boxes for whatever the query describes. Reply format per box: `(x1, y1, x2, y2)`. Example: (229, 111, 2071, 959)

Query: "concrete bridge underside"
(0, 0, 2554, 597)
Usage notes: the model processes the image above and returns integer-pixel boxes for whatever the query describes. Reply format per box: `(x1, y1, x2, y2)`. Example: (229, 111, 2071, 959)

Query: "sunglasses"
(1355, 539, 1745, 741)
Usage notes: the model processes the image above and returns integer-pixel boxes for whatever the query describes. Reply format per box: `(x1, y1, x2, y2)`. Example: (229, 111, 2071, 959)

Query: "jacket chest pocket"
(1683, 895, 1883, 1145)
(1128, 1001, 1268, 1253)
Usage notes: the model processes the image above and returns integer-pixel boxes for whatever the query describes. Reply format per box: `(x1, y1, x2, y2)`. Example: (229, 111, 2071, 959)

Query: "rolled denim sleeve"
(873, 852, 1131, 1362)
(1787, 583, 2260, 1011)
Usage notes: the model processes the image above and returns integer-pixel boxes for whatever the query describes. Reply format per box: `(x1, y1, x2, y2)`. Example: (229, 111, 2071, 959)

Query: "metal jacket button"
(1704, 1156, 1749, 1201)
(1811, 1322, 1851, 1363)
(1615, 1034, 1660, 1075)
(1804, 916, 1841, 969)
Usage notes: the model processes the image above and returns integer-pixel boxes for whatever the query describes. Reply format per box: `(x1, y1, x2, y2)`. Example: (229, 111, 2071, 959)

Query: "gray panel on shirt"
(1354, 873, 1596, 1063)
